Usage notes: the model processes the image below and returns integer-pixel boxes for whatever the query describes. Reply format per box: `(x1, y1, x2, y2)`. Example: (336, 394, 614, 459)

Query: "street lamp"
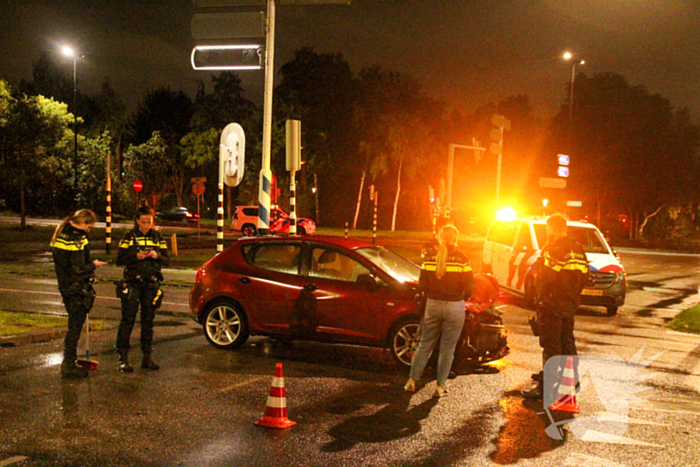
(563, 52, 585, 125)
(62, 46, 79, 198)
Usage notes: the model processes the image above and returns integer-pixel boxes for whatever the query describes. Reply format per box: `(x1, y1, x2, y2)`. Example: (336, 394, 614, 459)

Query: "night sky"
(1, 0, 699, 120)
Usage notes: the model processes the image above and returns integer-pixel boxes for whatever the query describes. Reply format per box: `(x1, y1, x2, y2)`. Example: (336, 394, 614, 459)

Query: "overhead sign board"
(191, 12, 265, 39)
(567, 200, 582, 207)
(558, 154, 569, 166)
(558, 166, 569, 177)
(539, 177, 566, 189)
(193, 0, 349, 6)
(191, 45, 263, 70)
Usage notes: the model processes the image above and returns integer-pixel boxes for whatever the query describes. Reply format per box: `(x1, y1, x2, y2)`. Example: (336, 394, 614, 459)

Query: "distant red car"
(189, 235, 508, 368)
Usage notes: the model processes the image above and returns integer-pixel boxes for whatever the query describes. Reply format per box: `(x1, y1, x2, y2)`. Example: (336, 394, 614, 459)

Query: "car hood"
(586, 252, 624, 274)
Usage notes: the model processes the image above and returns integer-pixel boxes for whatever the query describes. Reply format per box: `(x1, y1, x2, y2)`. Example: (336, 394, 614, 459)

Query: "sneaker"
(433, 385, 448, 398)
(141, 355, 160, 370)
(61, 360, 88, 379)
(404, 378, 416, 393)
(118, 351, 134, 373)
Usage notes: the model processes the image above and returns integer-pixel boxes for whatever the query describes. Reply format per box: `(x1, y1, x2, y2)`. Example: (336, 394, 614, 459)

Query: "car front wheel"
(389, 317, 421, 369)
(203, 301, 249, 349)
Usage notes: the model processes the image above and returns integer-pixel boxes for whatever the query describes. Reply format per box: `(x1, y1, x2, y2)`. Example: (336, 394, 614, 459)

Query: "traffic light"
(489, 114, 511, 156)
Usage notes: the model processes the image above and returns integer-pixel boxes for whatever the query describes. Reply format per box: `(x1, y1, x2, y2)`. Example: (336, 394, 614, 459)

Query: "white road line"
(666, 330, 700, 340)
(0, 287, 187, 308)
(0, 457, 29, 467)
(592, 412, 668, 426)
(579, 429, 664, 447)
(218, 376, 269, 393)
(632, 399, 700, 415)
(565, 452, 628, 467)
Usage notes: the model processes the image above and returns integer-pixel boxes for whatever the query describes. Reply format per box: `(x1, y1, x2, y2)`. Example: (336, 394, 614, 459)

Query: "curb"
(0, 328, 65, 347)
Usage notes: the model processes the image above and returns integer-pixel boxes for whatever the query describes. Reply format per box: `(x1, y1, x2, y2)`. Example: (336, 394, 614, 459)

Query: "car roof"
(236, 235, 375, 250)
(513, 217, 598, 229)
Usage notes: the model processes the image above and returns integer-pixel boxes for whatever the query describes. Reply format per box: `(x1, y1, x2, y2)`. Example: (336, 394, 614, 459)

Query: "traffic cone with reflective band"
(255, 362, 296, 429)
(549, 356, 581, 413)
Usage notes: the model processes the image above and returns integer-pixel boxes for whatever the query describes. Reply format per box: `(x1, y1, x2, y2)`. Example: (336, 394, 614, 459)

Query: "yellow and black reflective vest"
(419, 245, 475, 301)
(50, 223, 96, 291)
(116, 229, 170, 282)
(537, 236, 589, 315)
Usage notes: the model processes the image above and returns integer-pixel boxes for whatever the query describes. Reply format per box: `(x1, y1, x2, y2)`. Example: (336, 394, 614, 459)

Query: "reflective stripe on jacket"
(50, 223, 96, 291)
(116, 229, 170, 282)
(537, 236, 589, 316)
(419, 245, 475, 302)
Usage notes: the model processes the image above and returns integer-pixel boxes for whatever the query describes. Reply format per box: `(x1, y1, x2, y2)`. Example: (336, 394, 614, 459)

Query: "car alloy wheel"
(241, 224, 257, 237)
(390, 318, 421, 368)
(203, 301, 249, 349)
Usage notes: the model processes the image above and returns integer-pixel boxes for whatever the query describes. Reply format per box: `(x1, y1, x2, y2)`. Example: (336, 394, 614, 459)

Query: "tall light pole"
(563, 52, 585, 126)
(62, 46, 79, 198)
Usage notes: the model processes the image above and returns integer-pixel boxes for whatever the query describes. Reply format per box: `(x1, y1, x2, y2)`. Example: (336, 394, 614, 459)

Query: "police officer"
(523, 213, 589, 399)
(115, 204, 170, 372)
(51, 209, 108, 378)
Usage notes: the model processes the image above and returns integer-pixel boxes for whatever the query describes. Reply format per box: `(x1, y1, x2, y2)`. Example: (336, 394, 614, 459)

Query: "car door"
(486, 220, 520, 289)
(241, 241, 303, 335)
(301, 245, 387, 344)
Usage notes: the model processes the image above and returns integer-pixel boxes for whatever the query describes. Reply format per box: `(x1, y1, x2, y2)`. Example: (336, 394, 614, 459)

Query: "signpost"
(133, 179, 143, 210)
(192, 177, 207, 239)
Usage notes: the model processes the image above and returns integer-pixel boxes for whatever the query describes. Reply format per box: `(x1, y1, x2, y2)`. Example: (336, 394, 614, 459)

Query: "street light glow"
(563, 51, 572, 60)
(62, 46, 75, 58)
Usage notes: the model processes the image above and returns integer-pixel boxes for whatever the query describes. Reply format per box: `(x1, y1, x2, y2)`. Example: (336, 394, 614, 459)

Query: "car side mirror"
(357, 273, 380, 292)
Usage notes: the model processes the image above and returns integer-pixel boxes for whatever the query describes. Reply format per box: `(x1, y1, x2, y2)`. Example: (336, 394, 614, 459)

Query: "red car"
(189, 235, 507, 368)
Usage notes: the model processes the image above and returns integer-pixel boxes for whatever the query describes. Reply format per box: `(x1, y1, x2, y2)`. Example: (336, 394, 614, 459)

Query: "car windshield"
(355, 246, 420, 283)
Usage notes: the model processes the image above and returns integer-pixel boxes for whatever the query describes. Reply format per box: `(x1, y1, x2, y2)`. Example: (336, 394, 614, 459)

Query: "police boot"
(61, 359, 88, 379)
(117, 350, 134, 373)
(141, 354, 160, 370)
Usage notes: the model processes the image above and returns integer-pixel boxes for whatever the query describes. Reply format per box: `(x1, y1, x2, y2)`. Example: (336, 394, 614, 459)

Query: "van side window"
(516, 225, 532, 251)
(488, 221, 518, 247)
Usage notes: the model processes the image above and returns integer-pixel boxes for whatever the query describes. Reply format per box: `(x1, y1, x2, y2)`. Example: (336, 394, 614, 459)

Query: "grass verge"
(0, 311, 67, 337)
(668, 304, 700, 334)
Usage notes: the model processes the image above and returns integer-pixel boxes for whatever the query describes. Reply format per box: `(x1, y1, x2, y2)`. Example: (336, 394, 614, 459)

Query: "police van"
(482, 216, 626, 316)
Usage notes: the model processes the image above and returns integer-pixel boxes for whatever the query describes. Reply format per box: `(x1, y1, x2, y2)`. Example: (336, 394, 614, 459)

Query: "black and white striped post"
(217, 181, 224, 252)
(105, 152, 112, 254)
(286, 119, 301, 235)
(344, 222, 348, 239)
(369, 185, 378, 244)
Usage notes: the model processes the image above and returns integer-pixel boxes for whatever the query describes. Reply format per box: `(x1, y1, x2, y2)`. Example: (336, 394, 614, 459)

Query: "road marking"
(592, 412, 668, 426)
(565, 452, 628, 467)
(218, 376, 269, 393)
(579, 429, 664, 447)
(0, 457, 28, 466)
(0, 288, 187, 308)
(632, 399, 700, 415)
(666, 330, 700, 340)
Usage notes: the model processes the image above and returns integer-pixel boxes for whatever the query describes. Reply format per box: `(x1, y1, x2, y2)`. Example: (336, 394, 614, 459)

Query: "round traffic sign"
(192, 181, 205, 196)
(133, 180, 143, 192)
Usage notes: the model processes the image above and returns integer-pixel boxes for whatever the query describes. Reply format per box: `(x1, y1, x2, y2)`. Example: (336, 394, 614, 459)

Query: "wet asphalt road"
(2, 248, 700, 466)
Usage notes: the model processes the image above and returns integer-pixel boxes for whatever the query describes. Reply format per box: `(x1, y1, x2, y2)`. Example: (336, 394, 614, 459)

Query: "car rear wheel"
(298, 226, 306, 236)
(389, 317, 421, 369)
(606, 306, 618, 316)
(203, 301, 249, 349)
(241, 224, 257, 237)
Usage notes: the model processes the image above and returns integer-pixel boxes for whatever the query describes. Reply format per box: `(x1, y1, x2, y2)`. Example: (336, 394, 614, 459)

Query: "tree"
(122, 132, 174, 209)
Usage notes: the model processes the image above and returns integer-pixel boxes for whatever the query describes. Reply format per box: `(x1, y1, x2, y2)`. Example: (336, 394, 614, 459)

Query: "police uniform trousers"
(116, 282, 158, 354)
(61, 291, 90, 362)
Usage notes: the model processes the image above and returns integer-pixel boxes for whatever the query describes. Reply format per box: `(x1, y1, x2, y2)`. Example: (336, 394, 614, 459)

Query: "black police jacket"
(116, 229, 170, 282)
(419, 245, 475, 302)
(536, 235, 589, 317)
(51, 223, 96, 292)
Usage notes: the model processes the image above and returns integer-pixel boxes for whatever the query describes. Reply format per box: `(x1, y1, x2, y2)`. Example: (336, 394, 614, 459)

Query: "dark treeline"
(1, 47, 699, 243)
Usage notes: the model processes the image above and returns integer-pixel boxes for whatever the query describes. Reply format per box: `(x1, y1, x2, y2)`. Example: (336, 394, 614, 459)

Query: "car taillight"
(186, 212, 192, 218)
(196, 267, 206, 283)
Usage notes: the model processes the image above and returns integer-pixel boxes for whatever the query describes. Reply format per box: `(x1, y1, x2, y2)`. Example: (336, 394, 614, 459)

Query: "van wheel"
(241, 224, 257, 237)
(297, 226, 306, 236)
(606, 306, 618, 316)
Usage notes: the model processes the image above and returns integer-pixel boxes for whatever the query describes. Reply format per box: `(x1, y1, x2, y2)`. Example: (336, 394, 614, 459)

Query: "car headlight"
(613, 271, 626, 285)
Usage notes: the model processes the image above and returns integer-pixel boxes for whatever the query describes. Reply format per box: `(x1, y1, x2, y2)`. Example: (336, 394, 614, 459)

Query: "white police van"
(482, 216, 626, 316)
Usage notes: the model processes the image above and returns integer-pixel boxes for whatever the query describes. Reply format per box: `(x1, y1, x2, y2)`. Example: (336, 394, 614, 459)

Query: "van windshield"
(534, 224, 609, 254)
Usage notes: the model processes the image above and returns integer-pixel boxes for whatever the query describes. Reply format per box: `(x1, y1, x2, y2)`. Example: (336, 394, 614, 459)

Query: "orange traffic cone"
(549, 356, 581, 413)
(255, 363, 297, 429)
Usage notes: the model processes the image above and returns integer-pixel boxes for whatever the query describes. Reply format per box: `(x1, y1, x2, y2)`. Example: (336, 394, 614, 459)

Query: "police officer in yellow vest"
(115, 204, 170, 372)
(523, 213, 589, 399)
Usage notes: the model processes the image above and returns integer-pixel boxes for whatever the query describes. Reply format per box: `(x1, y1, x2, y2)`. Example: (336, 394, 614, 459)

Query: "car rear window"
(242, 208, 257, 217)
(248, 243, 301, 275)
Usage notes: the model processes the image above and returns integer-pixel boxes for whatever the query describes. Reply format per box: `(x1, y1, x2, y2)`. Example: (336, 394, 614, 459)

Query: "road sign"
(194, 0, 349, 5)
(191, 45, 263, 71)
(539, 177, 566, 189)
(558, 166, 569, 177)
(133, 180, 143, 192)
(558, 154, 570, 166)
(191, 12, 265, 39)
(192, 182, 206, 196)
(567, 200, 582, 207)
